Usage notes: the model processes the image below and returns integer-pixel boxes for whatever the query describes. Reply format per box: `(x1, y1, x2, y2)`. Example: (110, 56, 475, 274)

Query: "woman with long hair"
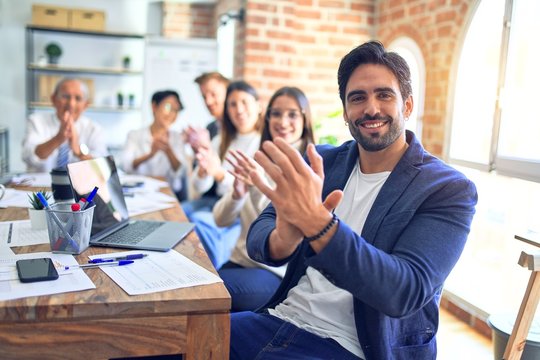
(190, 80, 263, 268)
(213, 86, 315, 311)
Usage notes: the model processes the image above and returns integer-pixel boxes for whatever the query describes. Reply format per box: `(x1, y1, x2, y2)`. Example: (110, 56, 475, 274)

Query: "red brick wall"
(241, 0, 373, 125)
(162, 0, 478, 157)
(376, 0, 474, 156)
(162, 2, 215, 38)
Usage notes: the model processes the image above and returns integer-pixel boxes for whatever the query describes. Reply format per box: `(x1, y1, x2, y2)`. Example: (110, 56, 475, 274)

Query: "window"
(217, 12, 237, 79)
(449, 0, 540, 182)
(496, 0, 540, 180)
(389, 37, 425, 137)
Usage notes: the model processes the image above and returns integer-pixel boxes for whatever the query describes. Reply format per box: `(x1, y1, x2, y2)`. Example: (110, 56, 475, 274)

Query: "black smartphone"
(16, 258, 59, 283)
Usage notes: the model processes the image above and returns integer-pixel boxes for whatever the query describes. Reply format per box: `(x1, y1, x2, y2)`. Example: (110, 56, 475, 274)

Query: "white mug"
(0, 184, 5, 201)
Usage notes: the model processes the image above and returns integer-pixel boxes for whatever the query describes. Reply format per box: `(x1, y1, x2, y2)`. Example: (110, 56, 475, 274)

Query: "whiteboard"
(143, 37, 218, 131)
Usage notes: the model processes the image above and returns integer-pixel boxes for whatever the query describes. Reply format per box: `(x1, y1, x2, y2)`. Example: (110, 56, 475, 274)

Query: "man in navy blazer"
(230, 41, 478, 360)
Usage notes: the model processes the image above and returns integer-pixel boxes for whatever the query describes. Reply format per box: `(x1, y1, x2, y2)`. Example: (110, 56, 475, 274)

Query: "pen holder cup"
(45, 203, 94, 254)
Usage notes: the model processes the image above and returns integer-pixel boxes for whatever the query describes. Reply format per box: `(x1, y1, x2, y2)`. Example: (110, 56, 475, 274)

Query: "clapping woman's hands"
(225, 149, 263, 187)
(196, 143, 222, 179)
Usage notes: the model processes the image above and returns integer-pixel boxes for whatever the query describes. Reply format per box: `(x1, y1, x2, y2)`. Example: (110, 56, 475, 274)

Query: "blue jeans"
(231, 312, 362, 360)
(190, 210, 240, 269)
(219, 262, 282, 312)
(181, 196, 219, 219)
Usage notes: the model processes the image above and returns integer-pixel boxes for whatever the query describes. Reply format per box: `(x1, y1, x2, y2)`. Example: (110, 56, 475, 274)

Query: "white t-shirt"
(22, 112, 107, 172)
(269, 162, 391, 358)
(121, 127, 189, 192)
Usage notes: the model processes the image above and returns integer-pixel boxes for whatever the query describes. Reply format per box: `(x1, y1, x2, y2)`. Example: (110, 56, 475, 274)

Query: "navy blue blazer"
(247, 131, 478, 360)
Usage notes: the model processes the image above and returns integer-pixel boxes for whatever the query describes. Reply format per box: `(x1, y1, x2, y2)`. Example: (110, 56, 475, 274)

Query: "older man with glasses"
(22, 77, 107, 172)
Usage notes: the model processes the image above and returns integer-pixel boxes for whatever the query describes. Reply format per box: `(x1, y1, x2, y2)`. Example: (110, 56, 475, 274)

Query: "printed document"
(0, 252, 95, 301)
(0, 220, 49, 249)
(89, 250, 222, 295)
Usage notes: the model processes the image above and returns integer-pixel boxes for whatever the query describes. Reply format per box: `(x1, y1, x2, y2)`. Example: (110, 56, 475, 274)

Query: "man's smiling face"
(343, 63, 412, 152)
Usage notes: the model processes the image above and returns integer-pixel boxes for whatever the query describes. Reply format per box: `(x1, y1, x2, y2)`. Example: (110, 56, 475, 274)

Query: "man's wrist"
(304, 213, 339, 242)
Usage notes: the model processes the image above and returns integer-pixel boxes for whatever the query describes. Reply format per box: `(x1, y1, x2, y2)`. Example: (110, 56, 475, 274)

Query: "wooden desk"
(0, 189, 231, 359)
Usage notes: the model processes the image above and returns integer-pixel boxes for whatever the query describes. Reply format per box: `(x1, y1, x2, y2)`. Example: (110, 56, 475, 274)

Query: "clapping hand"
(152, 133, 170, 153)
(250, 138, 343, 257)
(183, 126, 211, 153)
(225, 149, 263, 187)
(195, 143, 222, 178)
(60, 111, 81, 154)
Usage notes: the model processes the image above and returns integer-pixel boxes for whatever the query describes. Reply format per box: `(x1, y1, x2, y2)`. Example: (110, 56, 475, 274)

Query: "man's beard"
(347, 113, 403, 152)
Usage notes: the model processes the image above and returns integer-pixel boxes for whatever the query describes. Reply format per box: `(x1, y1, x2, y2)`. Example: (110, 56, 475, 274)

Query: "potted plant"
(117, 92, 124, 108)
(27, 190, 51, 230)
(45, 42, 62, 65)
(122, 56, 131, 69)
(128, 93, 135, 108)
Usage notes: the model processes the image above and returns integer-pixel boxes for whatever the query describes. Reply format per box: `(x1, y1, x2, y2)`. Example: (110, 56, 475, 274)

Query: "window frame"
(447, 0, 540, 182)
(388, 37, 425, 138)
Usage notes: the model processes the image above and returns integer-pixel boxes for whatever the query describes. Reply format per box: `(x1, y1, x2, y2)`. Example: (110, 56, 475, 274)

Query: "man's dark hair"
(151, 90, 184, 110)
(337, 41, 412, 104)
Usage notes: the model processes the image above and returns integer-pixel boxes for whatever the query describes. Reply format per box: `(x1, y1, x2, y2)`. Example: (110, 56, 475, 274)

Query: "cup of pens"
(45, 202, 95, 254)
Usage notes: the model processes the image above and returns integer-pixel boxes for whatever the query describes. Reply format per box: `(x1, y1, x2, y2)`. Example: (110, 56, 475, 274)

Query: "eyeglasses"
(58, 93, 86, 103)
(267, 108, 303, 122)
(160, 102, 180, 114)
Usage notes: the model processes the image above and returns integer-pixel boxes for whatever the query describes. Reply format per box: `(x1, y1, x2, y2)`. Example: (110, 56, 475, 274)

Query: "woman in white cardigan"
(189, 81, 264, 268)
(213, 86, 315, 312)
(121, 90, 188, 198)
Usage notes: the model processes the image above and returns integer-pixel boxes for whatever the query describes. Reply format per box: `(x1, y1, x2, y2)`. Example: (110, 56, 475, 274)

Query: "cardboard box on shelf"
(37, 74, 61, 103)
(37, 75, 94, 105)
(32, 5, 70, 28)
(70, 9, 105, 32)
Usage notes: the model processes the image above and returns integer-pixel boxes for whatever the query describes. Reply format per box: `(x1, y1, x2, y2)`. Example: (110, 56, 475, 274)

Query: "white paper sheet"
(0, 244, 14, 256)
(89, 250, 222, 295)
(0, 189, 35, 208)
(0, 220, 49, 248)
(0, 252, 95, 301)
(10, 173, 51, 187)
(125, 191, 177, 217)
(119, 174, 169, 192)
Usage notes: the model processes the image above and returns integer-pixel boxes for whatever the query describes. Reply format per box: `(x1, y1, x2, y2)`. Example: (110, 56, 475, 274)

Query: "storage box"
(32, 5, 70, 28)
(70, 9, 105, 32)
(37, 75, 94, 105)
(38, 75, 61, 103)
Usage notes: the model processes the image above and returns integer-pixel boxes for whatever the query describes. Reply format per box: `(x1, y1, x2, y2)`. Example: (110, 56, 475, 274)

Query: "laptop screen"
(67, 156, 129, 237)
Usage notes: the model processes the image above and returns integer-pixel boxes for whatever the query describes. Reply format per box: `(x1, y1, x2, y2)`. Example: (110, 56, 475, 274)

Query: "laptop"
(66, 156, 194, 251)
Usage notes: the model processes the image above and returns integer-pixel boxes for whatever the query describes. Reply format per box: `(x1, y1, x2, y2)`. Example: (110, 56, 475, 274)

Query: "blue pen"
(63, 260, 134, 270)
(37, 192, 79, 252)
(89, 253, 148, 263)
(82, 186, 99, 210)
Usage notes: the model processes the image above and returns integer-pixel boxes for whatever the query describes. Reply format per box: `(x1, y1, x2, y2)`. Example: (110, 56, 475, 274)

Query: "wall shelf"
(28, 64, 143, 75)
(27, 25, 145, 39)
(29, 102, 141, 113)
(25, 25, 146, 149)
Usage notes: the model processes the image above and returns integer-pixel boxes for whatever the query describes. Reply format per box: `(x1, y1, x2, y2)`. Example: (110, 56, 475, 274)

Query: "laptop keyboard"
(99, 221, 164, 245)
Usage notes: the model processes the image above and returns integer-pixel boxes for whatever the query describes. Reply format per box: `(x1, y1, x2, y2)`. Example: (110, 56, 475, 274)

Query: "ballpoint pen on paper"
(82, 186, 99, 210)
(63, 260, 134, 271)
(88, 254, 148, 263)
